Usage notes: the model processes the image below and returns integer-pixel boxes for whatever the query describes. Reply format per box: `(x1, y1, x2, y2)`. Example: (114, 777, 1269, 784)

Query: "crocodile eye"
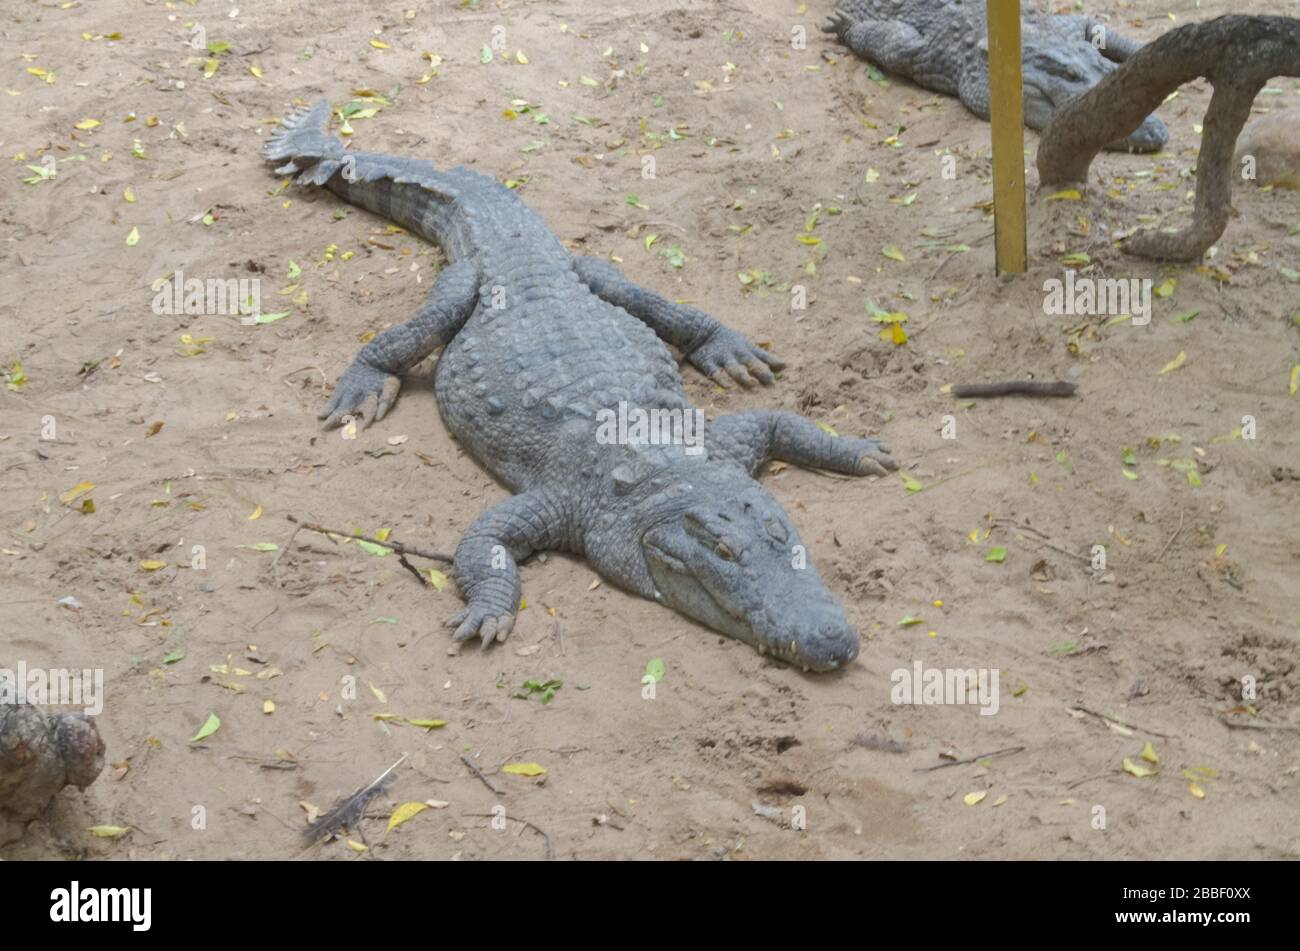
(715, 542, 736, 561)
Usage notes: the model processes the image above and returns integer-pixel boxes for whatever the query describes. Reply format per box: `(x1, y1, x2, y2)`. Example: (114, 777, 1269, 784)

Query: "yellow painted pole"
(986, 0, 1027, 274)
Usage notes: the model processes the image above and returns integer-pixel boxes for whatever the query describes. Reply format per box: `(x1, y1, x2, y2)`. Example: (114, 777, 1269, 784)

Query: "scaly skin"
(264, 101, 897, 671)
(823, 0, 1168, 152)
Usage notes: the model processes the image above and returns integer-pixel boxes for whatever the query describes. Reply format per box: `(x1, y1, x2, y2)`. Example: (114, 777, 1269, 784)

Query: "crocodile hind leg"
(821, 12, 924, 76)
(447, 490, 568, 649)
(709, 411, 897, 478)
(321, 258, 480, 428)
(572, 256, 784, 389)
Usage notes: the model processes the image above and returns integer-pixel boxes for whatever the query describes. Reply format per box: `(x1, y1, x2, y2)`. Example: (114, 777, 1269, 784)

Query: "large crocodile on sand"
(823, 0, 1168, 152)
(264, 101, 897, 672)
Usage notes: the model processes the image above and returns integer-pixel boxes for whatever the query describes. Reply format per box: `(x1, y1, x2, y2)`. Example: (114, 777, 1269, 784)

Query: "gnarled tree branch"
(1038, 15, 1300, 261)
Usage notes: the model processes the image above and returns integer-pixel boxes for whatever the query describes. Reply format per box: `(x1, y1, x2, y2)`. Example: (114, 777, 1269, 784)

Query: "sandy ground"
(2, 0, 1298, 860)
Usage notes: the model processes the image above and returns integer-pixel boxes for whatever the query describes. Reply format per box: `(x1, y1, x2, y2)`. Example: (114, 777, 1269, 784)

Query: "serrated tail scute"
(263, 99, 346, 183)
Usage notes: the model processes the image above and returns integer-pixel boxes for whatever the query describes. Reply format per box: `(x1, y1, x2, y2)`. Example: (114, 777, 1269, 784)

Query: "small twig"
(1219, 716, 1300, 733)
(1155, 507, 1185, 562)
(286, 514, 453, 563)
(913, 746, 1025, 772)
(951, 380, 1077, 398)
(1065, 772, 1113, 790)
(496, 746, 587, 769)
(1070, 705, 1174, 739)
(552, 619, 565, 656)
(992, 517, 1091, 565)
(270, 523, 303, 587)
(460, 753, 503, 796)
(464, 812, 555, 860)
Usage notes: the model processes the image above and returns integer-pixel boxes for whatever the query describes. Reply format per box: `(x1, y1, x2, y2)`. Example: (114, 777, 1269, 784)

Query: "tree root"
(0, 703, 105, 839)
(1037, 15, 1300, 261)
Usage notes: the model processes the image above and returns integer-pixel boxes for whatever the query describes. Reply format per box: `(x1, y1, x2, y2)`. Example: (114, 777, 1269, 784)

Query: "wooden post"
(986, 0, 1027, 274)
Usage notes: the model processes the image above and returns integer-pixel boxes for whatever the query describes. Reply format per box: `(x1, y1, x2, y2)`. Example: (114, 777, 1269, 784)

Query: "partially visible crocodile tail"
(263, 99, 348, 186)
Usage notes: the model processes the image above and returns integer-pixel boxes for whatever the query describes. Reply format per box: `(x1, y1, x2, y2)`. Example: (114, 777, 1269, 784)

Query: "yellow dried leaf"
(387, 801, 428, 831)
(502, 762, 547, 777)
(1044, 188, 1080, 201)
(262, 699, 275, 714)
(1158, 351, 1187, 375)
(1122, 757, 1157, 778)
(1139, 740, 1159, 764)
(247, 504, 262, 520)
(1189, 781, 1205, 799)
(88, 825, 129, 838)
(61, 481, 96, 505)
(75, 118, 101, 130)
(882, 245, 906, 262)
(370, 39, 390, 49)
(139, 560, 166, 571)
(346, 839, 368, 852)
(963, 791, 987, 806)
(126, 226, 140, 246)
(123, 186, 135, 202)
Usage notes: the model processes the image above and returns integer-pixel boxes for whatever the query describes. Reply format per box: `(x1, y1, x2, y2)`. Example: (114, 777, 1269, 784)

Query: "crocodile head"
(642, 483, 859, 671)
(1020, 37, 1168, 152)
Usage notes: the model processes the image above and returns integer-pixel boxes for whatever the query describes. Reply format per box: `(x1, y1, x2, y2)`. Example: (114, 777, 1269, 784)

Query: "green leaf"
(643, 657, 666, 684)
(985, 547, 1007, 563)
(189, 713, 221, 743)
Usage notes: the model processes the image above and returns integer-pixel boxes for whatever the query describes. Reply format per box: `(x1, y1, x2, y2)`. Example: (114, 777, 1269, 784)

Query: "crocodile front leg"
(822, 12, 925, 77)
(710, 410, 897, 477)
(572, 256, 784, 389)
(447, 490, 569, 649)
(321, 258, 480, 428)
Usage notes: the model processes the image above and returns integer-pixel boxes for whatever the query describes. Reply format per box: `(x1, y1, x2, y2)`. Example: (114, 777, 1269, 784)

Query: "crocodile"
(823, 0, 1168, 152)
(264, 101, 897, 672)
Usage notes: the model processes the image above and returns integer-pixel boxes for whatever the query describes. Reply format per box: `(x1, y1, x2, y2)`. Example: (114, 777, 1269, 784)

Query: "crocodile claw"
(848, 437, 898, 476)
(822, 11, 854, 38)
(693, 328, 784, 389)
(319, 360, 401, 429)
(446, 604, 517, 650)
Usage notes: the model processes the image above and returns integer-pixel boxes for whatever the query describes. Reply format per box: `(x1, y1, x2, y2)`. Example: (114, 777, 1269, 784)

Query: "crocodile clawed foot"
(822, 11, 853, 39)
(446, 604, 517, 651)
(319, 361, 401, 430)
(848, 437, 898, 476)
(693, 328, 785, 389)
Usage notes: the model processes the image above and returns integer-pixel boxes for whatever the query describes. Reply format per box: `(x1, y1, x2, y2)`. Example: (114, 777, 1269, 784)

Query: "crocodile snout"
(757, 604, 860, 672)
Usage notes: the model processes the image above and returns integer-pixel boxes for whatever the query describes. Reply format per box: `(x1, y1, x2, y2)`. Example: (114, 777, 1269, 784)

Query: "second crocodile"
(823, 0, 1168, 151)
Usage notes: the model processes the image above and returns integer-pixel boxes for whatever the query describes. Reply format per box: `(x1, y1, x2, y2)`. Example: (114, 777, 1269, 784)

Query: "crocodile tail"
(263, 99, 348, 186)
